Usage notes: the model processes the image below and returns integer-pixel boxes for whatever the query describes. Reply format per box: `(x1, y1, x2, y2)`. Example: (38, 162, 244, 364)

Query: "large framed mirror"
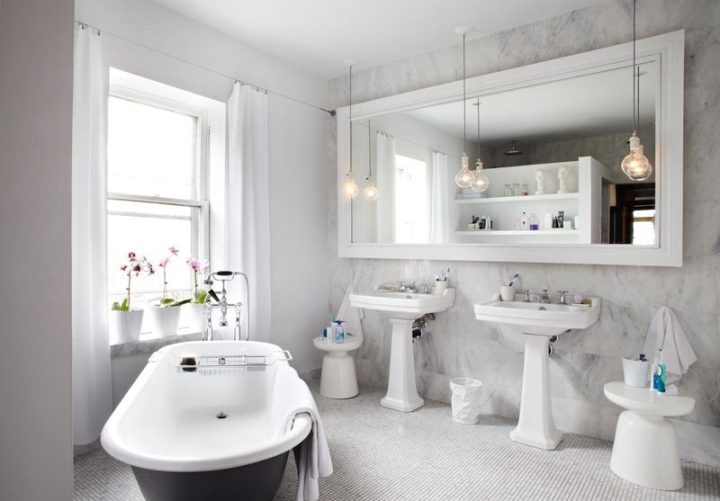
(337, 31, 684, 266)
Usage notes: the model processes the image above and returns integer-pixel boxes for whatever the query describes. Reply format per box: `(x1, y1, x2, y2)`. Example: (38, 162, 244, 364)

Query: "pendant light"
(363, 119, 379, 200)
(342, 60, 360, 197)
(620, 0, 653, 181)
(471, 99, 489, 192)
(454, 26, 474, 188)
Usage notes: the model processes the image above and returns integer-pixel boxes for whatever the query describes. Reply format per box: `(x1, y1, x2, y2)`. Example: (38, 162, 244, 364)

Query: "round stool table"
(604, 381, 695, 490)
(313, 334, 363, 399)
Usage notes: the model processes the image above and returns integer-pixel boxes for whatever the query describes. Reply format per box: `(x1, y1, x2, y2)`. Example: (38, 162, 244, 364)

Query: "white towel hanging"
(642, 306, 698, 383)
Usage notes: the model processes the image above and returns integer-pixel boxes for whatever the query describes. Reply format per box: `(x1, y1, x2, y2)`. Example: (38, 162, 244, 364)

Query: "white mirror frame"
(337, 31, 684, 267)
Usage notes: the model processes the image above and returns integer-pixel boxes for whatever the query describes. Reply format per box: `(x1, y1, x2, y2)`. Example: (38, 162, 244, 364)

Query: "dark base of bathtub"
(131, 451, 289, 501)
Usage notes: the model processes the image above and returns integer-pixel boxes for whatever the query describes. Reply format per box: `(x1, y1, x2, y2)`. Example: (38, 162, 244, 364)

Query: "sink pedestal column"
(381, 318, 424, 412)
(510, 333, 563, 450)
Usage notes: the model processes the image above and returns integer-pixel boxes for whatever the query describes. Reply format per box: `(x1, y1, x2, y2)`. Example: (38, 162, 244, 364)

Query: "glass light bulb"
(471, 159, 489, 192)
(455, 153, 473, 188)
(342, 176, 359, 197)
(621, 134, 653, 181)
(363, 181, 379, 201)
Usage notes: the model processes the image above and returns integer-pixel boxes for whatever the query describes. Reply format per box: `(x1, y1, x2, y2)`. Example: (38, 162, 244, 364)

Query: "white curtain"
(227, 83, 272, 341)
(376, 132, 396, 243)
(72, 26, 112, 446)
(430, 151, 449, 243)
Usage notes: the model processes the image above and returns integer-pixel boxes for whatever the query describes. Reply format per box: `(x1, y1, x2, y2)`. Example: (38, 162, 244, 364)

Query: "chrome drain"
(216, 412, 228, 419)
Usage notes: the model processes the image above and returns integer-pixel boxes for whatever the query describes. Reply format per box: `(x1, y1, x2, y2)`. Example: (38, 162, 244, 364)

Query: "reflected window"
(632, 209, 656, 245)
(394, 154, 429, 243)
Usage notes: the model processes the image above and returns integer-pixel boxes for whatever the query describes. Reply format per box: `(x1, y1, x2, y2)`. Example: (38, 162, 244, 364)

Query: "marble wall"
(326, 0, 720, 466)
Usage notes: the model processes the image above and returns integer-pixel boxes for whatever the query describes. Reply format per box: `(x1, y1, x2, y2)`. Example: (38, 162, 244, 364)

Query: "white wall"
(0, 1, 74, 499)
(75, 0, 331, 391)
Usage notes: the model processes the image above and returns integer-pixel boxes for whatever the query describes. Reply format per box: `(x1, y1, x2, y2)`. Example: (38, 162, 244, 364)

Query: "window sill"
(110, 327, 202, 359)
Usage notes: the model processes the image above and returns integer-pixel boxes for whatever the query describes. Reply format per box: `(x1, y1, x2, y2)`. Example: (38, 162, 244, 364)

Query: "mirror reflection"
(350, 62, 657, 246)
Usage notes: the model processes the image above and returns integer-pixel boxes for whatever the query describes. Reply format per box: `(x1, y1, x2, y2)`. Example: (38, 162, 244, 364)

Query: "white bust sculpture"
(535, 170, 545, 195)
(557, 165, 569, 194)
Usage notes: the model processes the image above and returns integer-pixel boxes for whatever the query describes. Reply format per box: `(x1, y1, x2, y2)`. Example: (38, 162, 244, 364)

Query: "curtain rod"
(75, 20, 335, 117)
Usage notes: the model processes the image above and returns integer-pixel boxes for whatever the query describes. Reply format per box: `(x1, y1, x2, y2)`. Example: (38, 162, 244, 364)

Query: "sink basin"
(350, 288, 455, 412)
(474, 296, 601, 450)
(474, 297, 601, 336)
(350, 289, 455, 319)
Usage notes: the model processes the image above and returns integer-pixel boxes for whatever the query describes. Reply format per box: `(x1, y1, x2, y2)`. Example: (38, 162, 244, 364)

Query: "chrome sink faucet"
(539, 289, 552, 304)
(400, 281, 417, 293)
(203, 271, 250, 341)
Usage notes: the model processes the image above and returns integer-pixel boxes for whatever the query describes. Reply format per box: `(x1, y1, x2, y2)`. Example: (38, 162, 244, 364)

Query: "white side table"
(604, 381, 695, 490)
(313, 334, 363, 399)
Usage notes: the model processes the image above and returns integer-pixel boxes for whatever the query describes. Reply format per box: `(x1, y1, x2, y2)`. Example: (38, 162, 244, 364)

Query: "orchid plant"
(187, 256, 210, 304)
(112, 252, 154, 312)
(155, 246, 190, 308)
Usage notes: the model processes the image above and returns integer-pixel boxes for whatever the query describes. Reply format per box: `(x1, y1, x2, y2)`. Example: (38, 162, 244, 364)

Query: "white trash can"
(450, 377, 483, 424)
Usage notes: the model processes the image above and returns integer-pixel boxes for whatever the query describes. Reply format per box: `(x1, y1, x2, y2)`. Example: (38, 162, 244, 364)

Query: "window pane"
(108, 201, 194, 301)
(108, 96, 197, 199)
(632, 209, 656, 246)
(394, 154, 429, 243)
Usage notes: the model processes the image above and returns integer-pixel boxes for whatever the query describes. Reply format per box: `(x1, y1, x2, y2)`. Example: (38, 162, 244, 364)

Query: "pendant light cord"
(632, 0, 638, 134)
(367, 119, 372, 180)
(348, 64, 353, 176)
(476, 99, 481, 160)
(462, 33, 467, 153)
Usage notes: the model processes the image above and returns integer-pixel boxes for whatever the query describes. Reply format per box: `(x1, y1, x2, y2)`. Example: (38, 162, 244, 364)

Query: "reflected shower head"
(504, 140, 522, 156)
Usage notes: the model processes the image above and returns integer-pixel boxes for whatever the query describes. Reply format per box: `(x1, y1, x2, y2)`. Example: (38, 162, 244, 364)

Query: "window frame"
(107, 84, 211, 297)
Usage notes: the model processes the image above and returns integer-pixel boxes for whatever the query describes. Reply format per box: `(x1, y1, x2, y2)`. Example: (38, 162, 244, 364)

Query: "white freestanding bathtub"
(101, 341, 312, 501)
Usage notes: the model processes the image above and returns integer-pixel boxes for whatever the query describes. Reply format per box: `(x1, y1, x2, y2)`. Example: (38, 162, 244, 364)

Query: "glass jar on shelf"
(521, 183, 529, 196)
(512, 183, 521, 197)
(504, 184, 513, 197)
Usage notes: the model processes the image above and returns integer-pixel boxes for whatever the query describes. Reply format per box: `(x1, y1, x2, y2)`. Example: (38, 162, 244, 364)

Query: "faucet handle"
(557, 290, 569, 304)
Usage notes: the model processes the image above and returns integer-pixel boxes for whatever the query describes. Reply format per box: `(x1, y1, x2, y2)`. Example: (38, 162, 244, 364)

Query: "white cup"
(434, 281, 448, 294)
(500, 285, 515, 301)
(563, 220, 572, 230)
(622, 358, 650, 387)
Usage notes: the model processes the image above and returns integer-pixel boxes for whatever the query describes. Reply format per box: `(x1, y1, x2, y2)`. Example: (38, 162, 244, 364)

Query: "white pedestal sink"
(474, 297, 601, 449)
(350, 288, 455, 412)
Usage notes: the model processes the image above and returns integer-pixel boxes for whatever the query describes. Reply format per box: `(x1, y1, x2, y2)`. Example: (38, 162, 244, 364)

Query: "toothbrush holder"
(622, 358, 650, 388)
(500, 285, 515, 301)
(434, 281, 448, 294)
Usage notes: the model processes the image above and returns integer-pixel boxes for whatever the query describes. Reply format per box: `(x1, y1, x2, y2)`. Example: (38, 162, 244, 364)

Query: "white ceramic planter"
(146, 306, 181, 337)
(110, 309, 144, 343)
(181, 302, 205, 332)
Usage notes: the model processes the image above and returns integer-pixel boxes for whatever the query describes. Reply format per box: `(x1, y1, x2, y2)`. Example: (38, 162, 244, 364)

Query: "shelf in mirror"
(455, 193, 579, 205)
(455, 230, 579, 236)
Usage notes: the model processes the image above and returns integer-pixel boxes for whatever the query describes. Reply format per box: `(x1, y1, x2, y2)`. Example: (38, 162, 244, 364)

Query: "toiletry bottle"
(544, 212, 553, 230)
(650, 348, 662, 390)
(558, 211, 565, 228)
(520, 211, 528, 230)
(655, 349, 666, 393)
(529, 213, 539, 231)
(334, 321, 346, 343)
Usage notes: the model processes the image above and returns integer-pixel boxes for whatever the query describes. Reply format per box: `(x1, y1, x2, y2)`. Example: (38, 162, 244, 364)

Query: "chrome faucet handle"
(557, 290, 569, 305)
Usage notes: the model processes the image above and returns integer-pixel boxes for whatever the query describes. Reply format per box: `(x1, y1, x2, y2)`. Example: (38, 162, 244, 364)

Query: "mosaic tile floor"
(75, 384, 720, 500)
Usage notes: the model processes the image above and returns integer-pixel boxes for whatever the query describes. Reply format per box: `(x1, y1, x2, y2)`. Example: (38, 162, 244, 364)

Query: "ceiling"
(402, 62, 657, 145)
(151, 0, 607, 79)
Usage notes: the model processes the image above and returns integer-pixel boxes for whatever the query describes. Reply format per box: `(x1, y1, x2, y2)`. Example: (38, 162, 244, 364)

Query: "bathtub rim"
(101, 340, 313, 473)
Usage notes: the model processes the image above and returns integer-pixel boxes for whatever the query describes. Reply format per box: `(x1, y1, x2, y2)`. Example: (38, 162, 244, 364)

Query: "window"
(107, 79, 210, 308)
(632, 209, 656, 245)
(394, 154, 429, 243)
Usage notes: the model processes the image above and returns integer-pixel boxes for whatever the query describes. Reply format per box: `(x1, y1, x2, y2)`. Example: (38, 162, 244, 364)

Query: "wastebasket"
(450, 377, 483, 424)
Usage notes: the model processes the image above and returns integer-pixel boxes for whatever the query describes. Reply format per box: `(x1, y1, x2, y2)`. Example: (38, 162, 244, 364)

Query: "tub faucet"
(203, 271, 250, 341)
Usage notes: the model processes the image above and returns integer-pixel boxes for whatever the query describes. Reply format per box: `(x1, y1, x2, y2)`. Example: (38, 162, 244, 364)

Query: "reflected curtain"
(227, 83, 272, 341)
(376, 132, 396, 243)
(430, 151, 449, 243)
(72, 26, 112, 446)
